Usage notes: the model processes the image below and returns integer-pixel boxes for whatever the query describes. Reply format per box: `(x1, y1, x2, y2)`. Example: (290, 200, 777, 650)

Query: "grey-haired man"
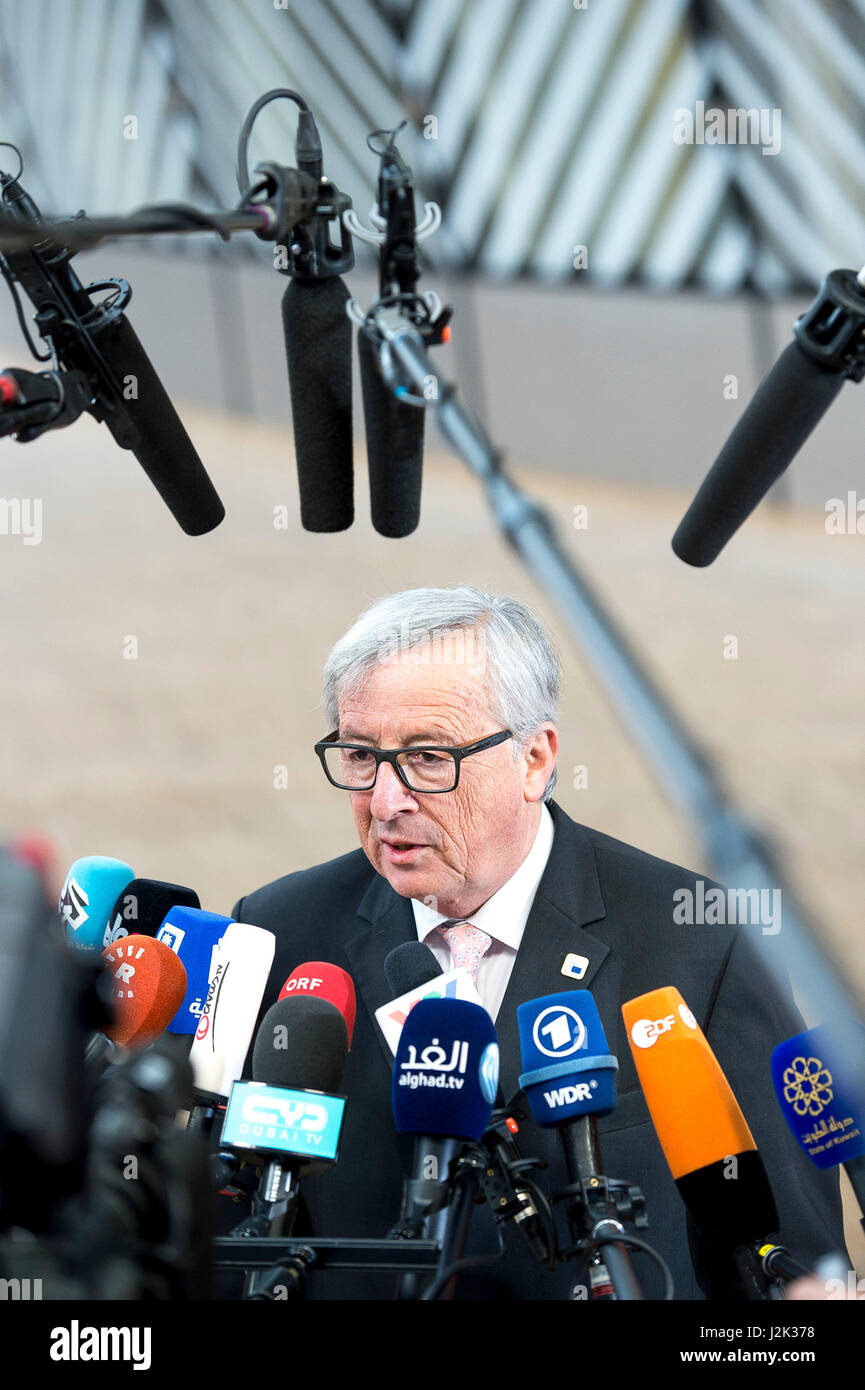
(232, 587, 845, 1300)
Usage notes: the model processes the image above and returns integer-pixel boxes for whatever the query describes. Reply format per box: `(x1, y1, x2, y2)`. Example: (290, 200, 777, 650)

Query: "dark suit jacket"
(229, 802, 845, 1300)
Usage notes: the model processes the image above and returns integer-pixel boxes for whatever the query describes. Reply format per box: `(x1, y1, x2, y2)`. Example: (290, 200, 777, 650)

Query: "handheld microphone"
(392, 996, 498, 1297)
(220, 994, 349, 1263)
(100, 934, 188, 1048)
(278, 961, 356, 1047)
(155, 906, 233, 1040)
(187, 922, 276, 1104)
(772, 1024, 865, 1230)
(377, 943, 485, 1054)
(103, 878, 200, 949)
(672, 268, 865, 566)
(59, 856, 135, 954)
(384, 940, 443, 995)
(622, 986, 807, 1293)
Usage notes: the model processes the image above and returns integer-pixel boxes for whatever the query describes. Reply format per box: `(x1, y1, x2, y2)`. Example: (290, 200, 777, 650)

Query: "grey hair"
(322, 586, 560, 802)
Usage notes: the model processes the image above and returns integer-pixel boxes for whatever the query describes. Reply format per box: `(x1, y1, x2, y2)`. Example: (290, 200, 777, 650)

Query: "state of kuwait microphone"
(772, 1024, 865, 1229)
(59, 855, 135, 953)
(623, 986, 778, 1253)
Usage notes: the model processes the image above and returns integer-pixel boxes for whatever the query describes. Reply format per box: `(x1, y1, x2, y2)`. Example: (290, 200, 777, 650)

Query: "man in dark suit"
(231, 587, 846, 1300)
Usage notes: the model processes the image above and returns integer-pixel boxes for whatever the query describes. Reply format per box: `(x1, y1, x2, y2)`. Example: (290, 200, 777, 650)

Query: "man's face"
(338, 650, 557, 918)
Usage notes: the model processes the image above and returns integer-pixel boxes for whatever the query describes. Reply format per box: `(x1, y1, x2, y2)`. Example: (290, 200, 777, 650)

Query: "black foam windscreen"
(359, 329, 425, 537)
(672, 340, 846, 566)
(106, 878, 200, 942)
(675, 1149, 779, 1252)
(384, 940, 443, 998)
(96, 313, 225, 536)
(252, 995, 348, 1093)
(282, 277, 353, 531)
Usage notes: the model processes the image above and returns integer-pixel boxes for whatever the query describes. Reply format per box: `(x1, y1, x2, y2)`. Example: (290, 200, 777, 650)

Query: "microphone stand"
(557, 1116, 647, 1301)
(356, 299, 865, 1118)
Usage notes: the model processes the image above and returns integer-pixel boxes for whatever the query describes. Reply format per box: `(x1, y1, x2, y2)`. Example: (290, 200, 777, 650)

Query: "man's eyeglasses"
(314, 729, 513, 793)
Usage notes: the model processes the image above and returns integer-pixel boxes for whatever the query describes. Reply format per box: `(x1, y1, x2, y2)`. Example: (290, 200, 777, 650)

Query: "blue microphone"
(772, 1024, 865, 1230)
(517, 989, 617, 1125)
(392, 998, 499, 1297)
(59, 856, 134, 953)
(155, 906, 233, 1037)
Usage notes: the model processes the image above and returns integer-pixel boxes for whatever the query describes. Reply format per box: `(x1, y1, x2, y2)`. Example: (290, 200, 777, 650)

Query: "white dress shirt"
(410, 804, 555, 1020)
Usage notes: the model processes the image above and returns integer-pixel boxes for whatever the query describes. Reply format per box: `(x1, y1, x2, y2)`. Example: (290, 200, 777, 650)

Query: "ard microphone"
(278, 961, 356, 1047)
(59, 856, 135, 954)
(772, 1024, 865, 1229)
(103, 878, 200, 948)
(673, 268, 865, 566)
(99, 934, 188, 1048)
(622, 986, 806, 1292)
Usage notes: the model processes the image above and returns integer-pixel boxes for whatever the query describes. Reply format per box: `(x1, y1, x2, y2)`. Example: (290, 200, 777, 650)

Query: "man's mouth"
(380, 837, 430, 865)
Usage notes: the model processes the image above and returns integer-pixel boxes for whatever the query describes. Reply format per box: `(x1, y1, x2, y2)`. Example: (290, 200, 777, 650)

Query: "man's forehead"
(339, 653, 491, 724)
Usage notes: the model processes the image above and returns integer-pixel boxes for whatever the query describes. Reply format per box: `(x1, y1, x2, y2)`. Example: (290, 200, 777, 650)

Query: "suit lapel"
(345, 872, 416, 1074)
(495, 804, 612, 1104)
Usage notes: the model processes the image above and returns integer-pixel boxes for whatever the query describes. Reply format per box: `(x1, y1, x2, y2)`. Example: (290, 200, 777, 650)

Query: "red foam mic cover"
(279, 961, 356, 1047)
(101, 934, 187, 1047)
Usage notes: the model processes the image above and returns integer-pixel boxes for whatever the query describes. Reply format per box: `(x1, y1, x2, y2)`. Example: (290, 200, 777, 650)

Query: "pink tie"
(436, 921, 492, 987)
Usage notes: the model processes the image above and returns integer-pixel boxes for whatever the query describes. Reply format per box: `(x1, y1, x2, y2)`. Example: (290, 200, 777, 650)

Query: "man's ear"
(523, 725, 559, 803)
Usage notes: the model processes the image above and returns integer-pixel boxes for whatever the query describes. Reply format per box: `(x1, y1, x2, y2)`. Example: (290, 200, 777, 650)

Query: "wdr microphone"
(673, 268, 865, 566)
(103, 878, 200, 949)
(59, 856, 135, 953)
(772, 1024, 865, 1228)
(100, 934, 188, 1048)
(278, 961, 356, 1047)
(623, 986, 778, 1253)
(517, 989, 618, 1126)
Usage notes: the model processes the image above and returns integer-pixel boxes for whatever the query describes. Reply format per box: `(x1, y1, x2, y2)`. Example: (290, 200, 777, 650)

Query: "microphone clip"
(794, 268, 865, 380)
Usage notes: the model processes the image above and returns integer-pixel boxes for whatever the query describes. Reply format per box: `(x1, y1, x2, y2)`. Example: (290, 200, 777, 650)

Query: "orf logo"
(532, 1005, 587, 1058)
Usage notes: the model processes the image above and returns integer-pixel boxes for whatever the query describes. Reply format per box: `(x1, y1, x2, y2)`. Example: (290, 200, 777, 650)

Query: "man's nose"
(370, 760, 418, 820)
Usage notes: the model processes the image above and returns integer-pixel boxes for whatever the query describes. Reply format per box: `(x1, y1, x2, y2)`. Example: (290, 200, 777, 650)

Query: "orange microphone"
(100, 934, 188, 1048)
(622, 986, 779, 1258)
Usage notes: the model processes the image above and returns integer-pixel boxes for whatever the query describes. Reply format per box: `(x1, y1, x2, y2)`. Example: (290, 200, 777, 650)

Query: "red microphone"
(100, 934, 187, 1047)
(279, 961, 356, 1047)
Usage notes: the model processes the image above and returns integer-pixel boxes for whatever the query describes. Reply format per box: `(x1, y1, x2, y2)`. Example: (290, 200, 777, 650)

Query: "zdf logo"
(630, 1003, 697, 1049)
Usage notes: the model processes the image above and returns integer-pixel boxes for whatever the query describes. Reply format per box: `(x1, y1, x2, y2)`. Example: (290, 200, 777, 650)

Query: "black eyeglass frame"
(314, 728, 513, 793)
